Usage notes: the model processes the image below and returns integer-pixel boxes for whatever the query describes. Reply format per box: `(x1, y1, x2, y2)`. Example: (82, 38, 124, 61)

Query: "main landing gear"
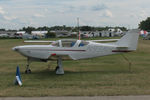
(25, 58, 32, 74)
(55, 57, 64, 75)
(25, 57, 64, 75)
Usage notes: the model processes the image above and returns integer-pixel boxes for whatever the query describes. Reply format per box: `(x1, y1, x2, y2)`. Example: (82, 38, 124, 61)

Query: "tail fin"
(115, 29, 139, 51)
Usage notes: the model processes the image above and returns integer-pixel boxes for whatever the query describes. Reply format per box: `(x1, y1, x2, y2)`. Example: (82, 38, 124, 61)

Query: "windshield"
(51, 41, 59, 47)
(61, 39, 77, 47)
(51, 40, 89, 47)
(79, 40, 89, 47)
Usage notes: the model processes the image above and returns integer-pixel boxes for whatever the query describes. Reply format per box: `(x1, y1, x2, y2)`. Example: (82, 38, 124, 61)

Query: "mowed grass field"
(0, 38, 150, 96)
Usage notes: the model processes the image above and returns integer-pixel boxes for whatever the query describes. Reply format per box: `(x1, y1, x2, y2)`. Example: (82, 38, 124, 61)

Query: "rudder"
(115, 29, 139, 51)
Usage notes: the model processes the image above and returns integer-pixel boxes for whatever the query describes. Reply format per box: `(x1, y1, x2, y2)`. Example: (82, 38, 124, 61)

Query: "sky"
(0, 0, 149, 29)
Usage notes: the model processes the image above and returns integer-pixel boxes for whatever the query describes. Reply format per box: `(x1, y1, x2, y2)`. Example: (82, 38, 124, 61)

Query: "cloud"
(99, 10, 113, 18)
(0, 6, 17, 21)
(0, 6, 5, 14)
(91, 4, 108, 11)
(33, 14, 45, 18)
(139, 10, 148, 19)
(65, 2, 108, 13)
(3, 15, 17, 21)
(0, 0, 150, 29)
(105, 10, 113, 18)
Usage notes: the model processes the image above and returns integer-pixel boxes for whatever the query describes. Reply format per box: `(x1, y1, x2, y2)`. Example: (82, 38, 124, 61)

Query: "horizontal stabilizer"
(116, 47, 128, 49)
(24, 40, 55, 43)
(88, 39, 119, 42)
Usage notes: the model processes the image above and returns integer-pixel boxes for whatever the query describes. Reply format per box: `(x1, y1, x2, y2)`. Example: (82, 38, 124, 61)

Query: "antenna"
(77, 17, 80, 40)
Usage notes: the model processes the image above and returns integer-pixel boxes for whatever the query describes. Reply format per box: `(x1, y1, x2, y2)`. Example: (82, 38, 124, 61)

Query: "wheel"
(55, 66, 59, 71)
(25, 69, 31, 74)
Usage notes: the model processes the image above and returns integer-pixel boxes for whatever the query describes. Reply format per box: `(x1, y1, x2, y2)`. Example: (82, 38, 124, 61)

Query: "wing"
(88, 39, 120, 42)
(24, 40, 55, 43)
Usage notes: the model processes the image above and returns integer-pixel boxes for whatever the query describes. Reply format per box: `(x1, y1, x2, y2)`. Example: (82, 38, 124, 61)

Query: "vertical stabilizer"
(116, 29, 139, 50)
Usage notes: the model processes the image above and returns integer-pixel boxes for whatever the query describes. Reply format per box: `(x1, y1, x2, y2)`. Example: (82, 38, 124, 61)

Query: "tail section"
(115, 29, 139, 51)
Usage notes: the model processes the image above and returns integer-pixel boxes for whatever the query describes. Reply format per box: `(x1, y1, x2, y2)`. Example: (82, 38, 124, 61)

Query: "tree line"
(139, 17, 150, 31)
(20, 26, 127, 34)
(0, 25, 127, 34)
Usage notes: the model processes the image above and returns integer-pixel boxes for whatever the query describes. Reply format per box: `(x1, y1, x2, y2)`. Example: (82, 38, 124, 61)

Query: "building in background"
(31, 31, 48, 38)
(0, 31, 16, 38)
(15, 31, 26, 38)
(80, 28, 124, 38)
(50, 30, 71, 37)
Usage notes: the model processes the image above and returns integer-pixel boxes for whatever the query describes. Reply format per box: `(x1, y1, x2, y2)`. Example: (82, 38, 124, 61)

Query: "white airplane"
(12, 29, 139, 75)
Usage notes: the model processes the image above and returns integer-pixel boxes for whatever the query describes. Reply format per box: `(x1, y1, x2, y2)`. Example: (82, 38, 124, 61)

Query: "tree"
(139, 17, 150, 31)
(80, 26, 95, 31)
(0, 29, 5, 31)
(46, 31, 56, 38)
(22, 26, 36, 34)
(37, 26, 49, 31)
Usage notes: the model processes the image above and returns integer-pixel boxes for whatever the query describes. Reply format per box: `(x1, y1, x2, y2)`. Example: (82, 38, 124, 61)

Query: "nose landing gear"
(55, 57, 64, 75)
(25, 58, 32, 74)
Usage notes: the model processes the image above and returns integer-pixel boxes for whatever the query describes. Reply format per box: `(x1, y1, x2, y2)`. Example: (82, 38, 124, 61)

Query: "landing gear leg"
(55, 57, 64, 75)
(25, 58, 32, 74)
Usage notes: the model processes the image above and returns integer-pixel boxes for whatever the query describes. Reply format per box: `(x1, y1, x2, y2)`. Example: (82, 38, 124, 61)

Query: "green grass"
(0, 38, 150, 96)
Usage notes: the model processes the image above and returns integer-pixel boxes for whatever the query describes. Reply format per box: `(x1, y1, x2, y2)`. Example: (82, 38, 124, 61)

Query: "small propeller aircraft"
(140, 30, 150, 40)
(12, 29, 139, 75)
